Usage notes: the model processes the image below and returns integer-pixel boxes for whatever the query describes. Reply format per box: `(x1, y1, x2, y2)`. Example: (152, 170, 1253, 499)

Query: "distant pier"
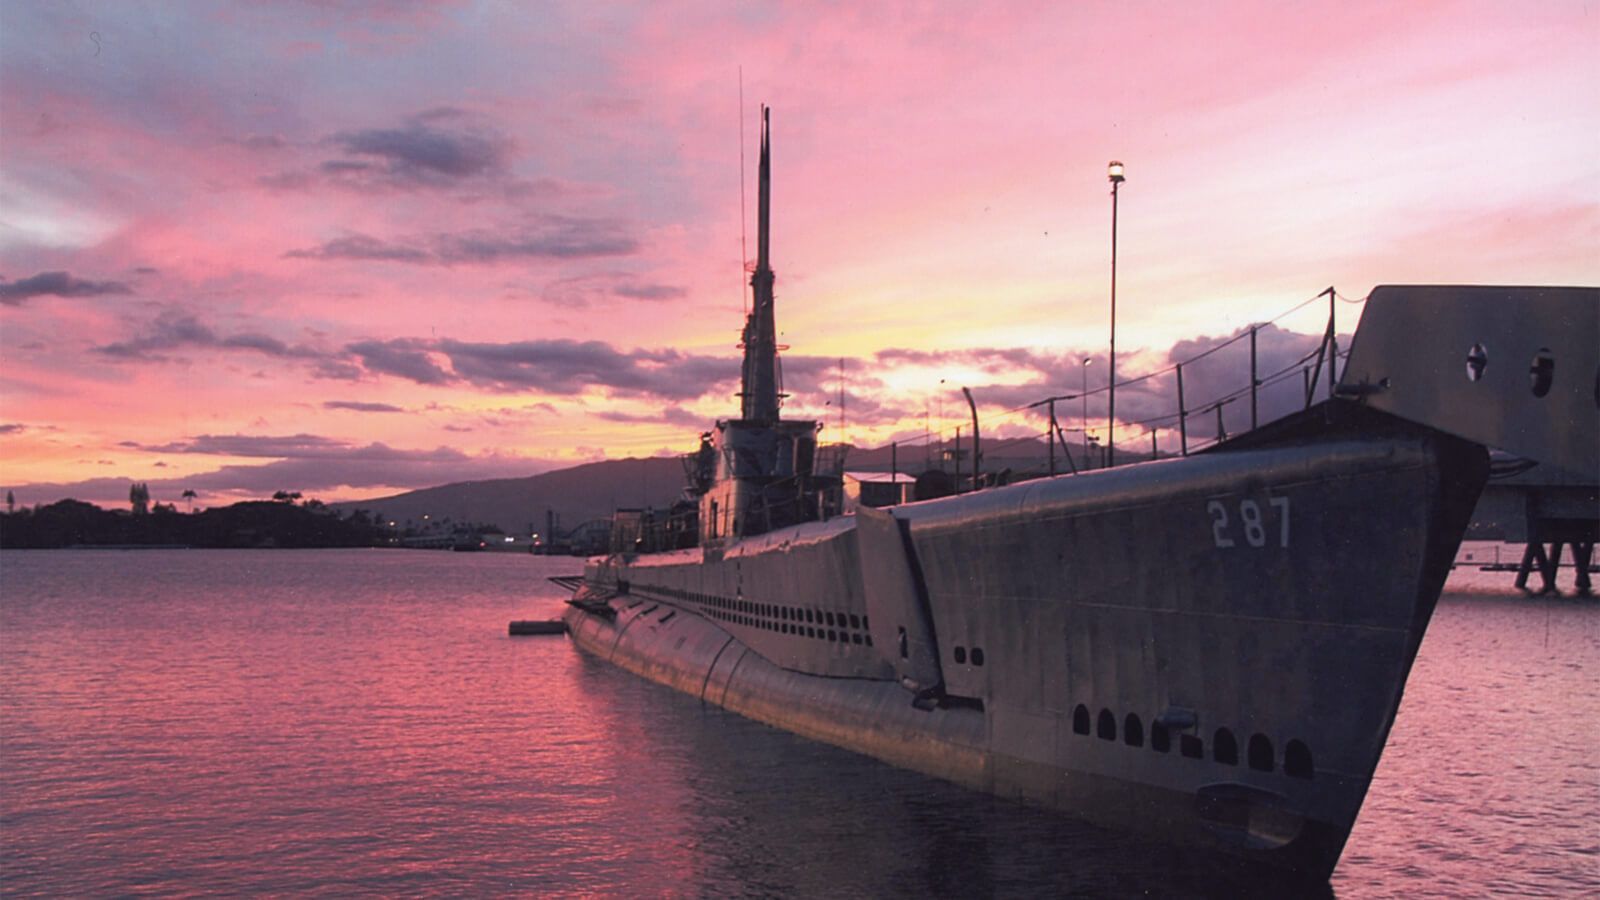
(509, 620, 567, 636)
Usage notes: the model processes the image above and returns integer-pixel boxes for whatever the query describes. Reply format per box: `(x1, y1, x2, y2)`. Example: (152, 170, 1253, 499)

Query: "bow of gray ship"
(561, 107, 1599, 883)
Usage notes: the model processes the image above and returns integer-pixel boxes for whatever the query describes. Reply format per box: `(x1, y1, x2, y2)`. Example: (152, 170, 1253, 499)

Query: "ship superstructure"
(562, 109, 1598, 882)
(695, 107, 826, 546)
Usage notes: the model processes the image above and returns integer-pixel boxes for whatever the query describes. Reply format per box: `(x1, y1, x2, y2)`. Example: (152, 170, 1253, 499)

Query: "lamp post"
(1107, 159, 1124, 467)
(1081, 357, 1093, 470)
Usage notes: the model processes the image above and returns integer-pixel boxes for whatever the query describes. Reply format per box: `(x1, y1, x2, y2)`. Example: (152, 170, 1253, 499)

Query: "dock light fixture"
(1107, 160, 1125, 466)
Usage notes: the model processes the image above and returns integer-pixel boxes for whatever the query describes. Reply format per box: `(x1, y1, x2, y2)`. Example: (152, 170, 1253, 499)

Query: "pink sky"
(2, 1, 1596, 509)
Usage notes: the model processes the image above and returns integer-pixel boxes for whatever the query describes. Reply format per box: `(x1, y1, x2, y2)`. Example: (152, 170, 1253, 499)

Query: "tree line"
(0, 497, 393, 549)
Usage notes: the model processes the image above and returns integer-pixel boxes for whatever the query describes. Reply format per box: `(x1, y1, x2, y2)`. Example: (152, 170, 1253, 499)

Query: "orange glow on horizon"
(2, 2, 1595, 507)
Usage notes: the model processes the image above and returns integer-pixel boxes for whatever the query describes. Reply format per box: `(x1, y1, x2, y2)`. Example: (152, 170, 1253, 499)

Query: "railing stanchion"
(1047, 399, 1057, 477)
(954, 426, 962, 494)
(1177, 363, 1188, 457)
(1250, 325, 1259, 430)
(1328, 287, 1338, 399)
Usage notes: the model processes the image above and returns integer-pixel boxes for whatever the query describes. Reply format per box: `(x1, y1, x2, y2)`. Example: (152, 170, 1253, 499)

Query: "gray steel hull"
(564, 419, 1486, 882)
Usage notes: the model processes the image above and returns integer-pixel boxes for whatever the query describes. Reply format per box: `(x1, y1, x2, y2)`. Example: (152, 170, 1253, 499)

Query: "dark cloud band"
(0, 271, 131, 306)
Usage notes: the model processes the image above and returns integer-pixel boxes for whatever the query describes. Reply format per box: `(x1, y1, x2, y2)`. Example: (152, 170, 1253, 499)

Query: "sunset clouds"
(2, 1, 1595, 508)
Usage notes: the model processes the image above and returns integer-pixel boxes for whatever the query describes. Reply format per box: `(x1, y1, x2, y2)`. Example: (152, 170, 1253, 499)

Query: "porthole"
(954, 646, 967, 664)
(1465, 342, 1487, 382)
(1285, 739, 1314, 779)
(1248, 734, 1274, 772)
(825, 611, 835, 627)
(970, 648, 985, 666)
(1151, 722, 1171, 753)
(1072, 704, 1091, 735)
(1124, 713, 1144, 747)
(1530, 348, 1555, 397)
(849, 614, 861, 628)
(1180, 734, 1203, 759)
(1097, 709, 1117, 741)
(1214, 728, 1239, 765)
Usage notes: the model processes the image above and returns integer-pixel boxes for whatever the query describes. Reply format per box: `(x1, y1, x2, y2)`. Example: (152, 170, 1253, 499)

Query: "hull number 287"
(1208, 497, 1290, 548)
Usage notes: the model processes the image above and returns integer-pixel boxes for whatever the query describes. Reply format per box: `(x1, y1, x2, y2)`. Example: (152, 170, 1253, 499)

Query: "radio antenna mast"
(738, 68, 748, 315)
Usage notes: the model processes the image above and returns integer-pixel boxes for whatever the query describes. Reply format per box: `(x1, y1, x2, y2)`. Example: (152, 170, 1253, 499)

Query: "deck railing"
(1017, 287, 1361, 471)
(864, 287, 1366, 487)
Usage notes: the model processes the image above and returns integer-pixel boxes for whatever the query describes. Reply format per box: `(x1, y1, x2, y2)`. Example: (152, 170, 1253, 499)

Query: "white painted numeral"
(1269, 496, 1291, 548)
(1208, 496, 1291, 549)
(1239, 500, 1266, 547)
(1208, 500, 1235, 548)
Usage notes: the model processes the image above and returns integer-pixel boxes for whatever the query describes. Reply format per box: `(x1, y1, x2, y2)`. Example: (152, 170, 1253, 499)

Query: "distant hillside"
(330, 456, 687, 535)
(335, 437, 1134, 535)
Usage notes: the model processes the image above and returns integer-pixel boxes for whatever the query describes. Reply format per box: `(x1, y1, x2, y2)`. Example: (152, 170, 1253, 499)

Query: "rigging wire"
(808, 286, 1359, 457)
(905, 286, 1359, 452)
(738, 67, 748, 316)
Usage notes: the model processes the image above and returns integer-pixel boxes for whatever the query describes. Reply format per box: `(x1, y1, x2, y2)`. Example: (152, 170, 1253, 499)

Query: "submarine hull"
(564, 420, 1488, 882)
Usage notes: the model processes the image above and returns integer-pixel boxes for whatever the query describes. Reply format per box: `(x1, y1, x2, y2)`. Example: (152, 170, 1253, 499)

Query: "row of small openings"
(636, 583, 869, 635)
(1465, 343, 1595, 406)
(1071, 704, 1314, 779)
(702, 605, 873, 647)
(952, 646, 986, 666)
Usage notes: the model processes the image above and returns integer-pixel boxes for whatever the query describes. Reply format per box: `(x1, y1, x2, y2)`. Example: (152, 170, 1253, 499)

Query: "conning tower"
(698, 108, 824, 544)
(740, 106, 780, 425)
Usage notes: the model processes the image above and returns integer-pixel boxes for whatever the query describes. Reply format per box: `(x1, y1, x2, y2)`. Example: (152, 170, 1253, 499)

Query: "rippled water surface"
(2, 547, 1594, 897)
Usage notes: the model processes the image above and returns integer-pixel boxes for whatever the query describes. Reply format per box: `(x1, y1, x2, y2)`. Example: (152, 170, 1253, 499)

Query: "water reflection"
(1, 549, 1590, 897)
(568, 651, 1331, 898)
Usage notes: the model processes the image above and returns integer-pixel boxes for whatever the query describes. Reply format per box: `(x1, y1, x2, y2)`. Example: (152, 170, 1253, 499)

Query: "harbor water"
(2, 548, 1594, 897)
